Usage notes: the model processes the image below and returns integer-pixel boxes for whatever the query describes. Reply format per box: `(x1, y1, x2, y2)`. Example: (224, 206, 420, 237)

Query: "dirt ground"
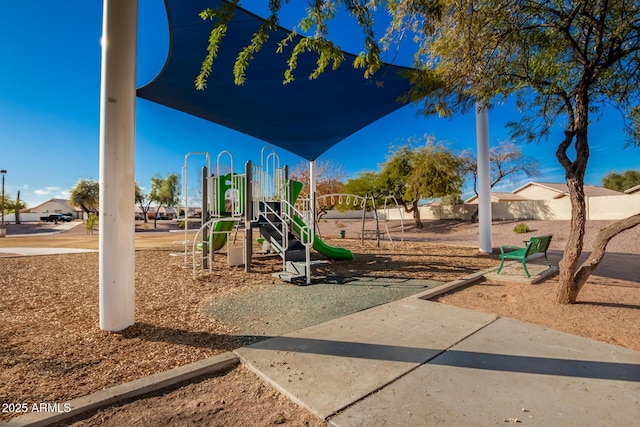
(0, 218, 638, 426)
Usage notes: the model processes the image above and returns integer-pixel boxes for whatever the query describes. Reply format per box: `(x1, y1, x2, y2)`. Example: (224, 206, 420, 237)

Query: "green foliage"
(281, 36, 345, 84)
(69, 179, 99, 214)
(513, 223, 531, 234)
(198, 2, 640, 145)
(134, 183, 145, 205)
(340, 171, 385, 210)
(195, 2, 239, 89)
(149, 173, 180, 208)
(378, 139, 464, 205)
(86, 212, 98, 234)
(2, 192, 27, 214)
(343, 139, 464, 211)
(196, 1, 384, 87)
(344, 171, 384, 198)
(441, 194, 463, 205)
(602, 170, 640, 192)
(135, 182, 153, 223)
(148, 174, 180, 227)
(195, 1, 640, 299)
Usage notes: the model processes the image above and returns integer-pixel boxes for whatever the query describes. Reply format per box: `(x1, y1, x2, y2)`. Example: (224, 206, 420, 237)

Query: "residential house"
(466, 181, 622, 203)
(465, 192, 529, 204)
(146, 206, 179, 220)
(511, 182, 623, 199)
(624, 184, 640, 195)
(20, 198, 83, 221)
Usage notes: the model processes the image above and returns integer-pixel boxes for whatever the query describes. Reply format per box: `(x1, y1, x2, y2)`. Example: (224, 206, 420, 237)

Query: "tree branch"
(573, 213, 640, 292)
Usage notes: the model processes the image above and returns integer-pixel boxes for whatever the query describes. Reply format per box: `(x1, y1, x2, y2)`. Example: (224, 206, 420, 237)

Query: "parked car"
(40, 213, 72, 223)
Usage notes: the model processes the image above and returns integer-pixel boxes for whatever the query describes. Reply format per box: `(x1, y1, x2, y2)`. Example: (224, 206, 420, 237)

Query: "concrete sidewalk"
(236, 290, 640, 426)
(0, 247, 97, 257)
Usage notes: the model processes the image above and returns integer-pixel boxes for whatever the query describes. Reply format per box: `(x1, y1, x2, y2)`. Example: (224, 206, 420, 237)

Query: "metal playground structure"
(177, 148, 355, 284)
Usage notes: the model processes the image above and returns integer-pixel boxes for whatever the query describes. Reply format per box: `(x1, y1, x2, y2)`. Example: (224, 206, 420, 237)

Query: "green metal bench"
(497, 235, 553, 278)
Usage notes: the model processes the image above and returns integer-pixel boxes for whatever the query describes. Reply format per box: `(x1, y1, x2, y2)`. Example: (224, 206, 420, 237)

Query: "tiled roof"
(624, 184, 640, 194)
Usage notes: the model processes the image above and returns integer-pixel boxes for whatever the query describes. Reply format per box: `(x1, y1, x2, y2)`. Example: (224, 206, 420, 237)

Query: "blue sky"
(1, 0, 637, 209)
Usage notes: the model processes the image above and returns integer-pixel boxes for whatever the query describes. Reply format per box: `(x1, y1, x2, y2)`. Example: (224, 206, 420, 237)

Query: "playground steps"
(272, 260, 329, 284)
(169, 238, 199, 259)
(258, 220, 306, 262)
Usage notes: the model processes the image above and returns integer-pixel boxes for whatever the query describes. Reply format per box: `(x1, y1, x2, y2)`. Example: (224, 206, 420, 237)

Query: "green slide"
(209, 219, 238, 251)
(292, 215, 353, 260)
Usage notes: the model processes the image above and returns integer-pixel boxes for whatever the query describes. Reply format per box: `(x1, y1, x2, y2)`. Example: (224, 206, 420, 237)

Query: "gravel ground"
(205, 278, 441, 344)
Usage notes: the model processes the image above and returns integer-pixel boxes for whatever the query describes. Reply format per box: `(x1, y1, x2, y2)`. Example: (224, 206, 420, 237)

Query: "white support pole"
(475, 102, 493, 253)
(309, 160, 317, 236)
(99, 0, 138, 331)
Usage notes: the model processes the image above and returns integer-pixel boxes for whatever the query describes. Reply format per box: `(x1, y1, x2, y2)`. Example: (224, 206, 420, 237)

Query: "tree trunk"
(154, 204, 162, 228)
(403, 200, 423, 228)
(15, 190, 21, 224)
(138, 204, 150, 223)
(571, 213, 640, 295)
(556, 89, 590, 304)
(470, 207, 478, 223)
(412, 201, 423, 228)
(556, 175, 587, 304)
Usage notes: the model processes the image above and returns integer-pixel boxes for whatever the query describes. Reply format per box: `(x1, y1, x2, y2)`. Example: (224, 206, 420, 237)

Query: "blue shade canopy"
(137, 0, 414, 161)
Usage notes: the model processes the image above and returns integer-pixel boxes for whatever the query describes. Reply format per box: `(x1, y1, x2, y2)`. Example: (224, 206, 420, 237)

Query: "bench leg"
(497, 258, 505, 274)
(544, 253, 551, 268)
(522, 260, 531, 278)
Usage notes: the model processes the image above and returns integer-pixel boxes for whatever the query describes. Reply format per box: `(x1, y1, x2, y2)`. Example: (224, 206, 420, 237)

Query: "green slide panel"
(292, 215, 353, 260)
(210, 219, 238, 251)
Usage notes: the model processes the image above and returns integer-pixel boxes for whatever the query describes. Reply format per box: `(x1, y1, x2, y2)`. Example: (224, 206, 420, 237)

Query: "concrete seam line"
(3, 352, 239, 427)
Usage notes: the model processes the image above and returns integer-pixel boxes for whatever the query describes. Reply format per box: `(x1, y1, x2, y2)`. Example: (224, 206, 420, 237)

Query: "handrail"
(192, 216, 239, 279)
(216, 150, 234, 176)
(260, 202, 290, 272)
(280, 199, 313, 284)
(182, 152, 210, 262)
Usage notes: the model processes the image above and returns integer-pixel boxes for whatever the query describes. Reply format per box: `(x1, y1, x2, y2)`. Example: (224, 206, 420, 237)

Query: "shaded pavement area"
(236, 288, 640, 426)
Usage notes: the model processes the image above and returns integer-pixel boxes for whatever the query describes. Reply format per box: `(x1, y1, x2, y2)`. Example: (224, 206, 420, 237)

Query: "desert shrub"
(86, 213, 98, 235)
(513, 223, 531, 234)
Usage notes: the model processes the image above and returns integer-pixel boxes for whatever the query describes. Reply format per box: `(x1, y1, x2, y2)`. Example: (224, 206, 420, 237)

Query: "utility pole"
(1, 169, 6, 238)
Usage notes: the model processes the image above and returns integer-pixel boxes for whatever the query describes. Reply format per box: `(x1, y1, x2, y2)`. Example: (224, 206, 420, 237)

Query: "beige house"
(466, 192, 528, 204)
(624, 184, 640, 195)
(146, 206, 179, 219)
(511, 181, 622, 199)
(20, 198, 83, 220)
(11, 198, 185, 222)
(466, 181, 622, 203)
